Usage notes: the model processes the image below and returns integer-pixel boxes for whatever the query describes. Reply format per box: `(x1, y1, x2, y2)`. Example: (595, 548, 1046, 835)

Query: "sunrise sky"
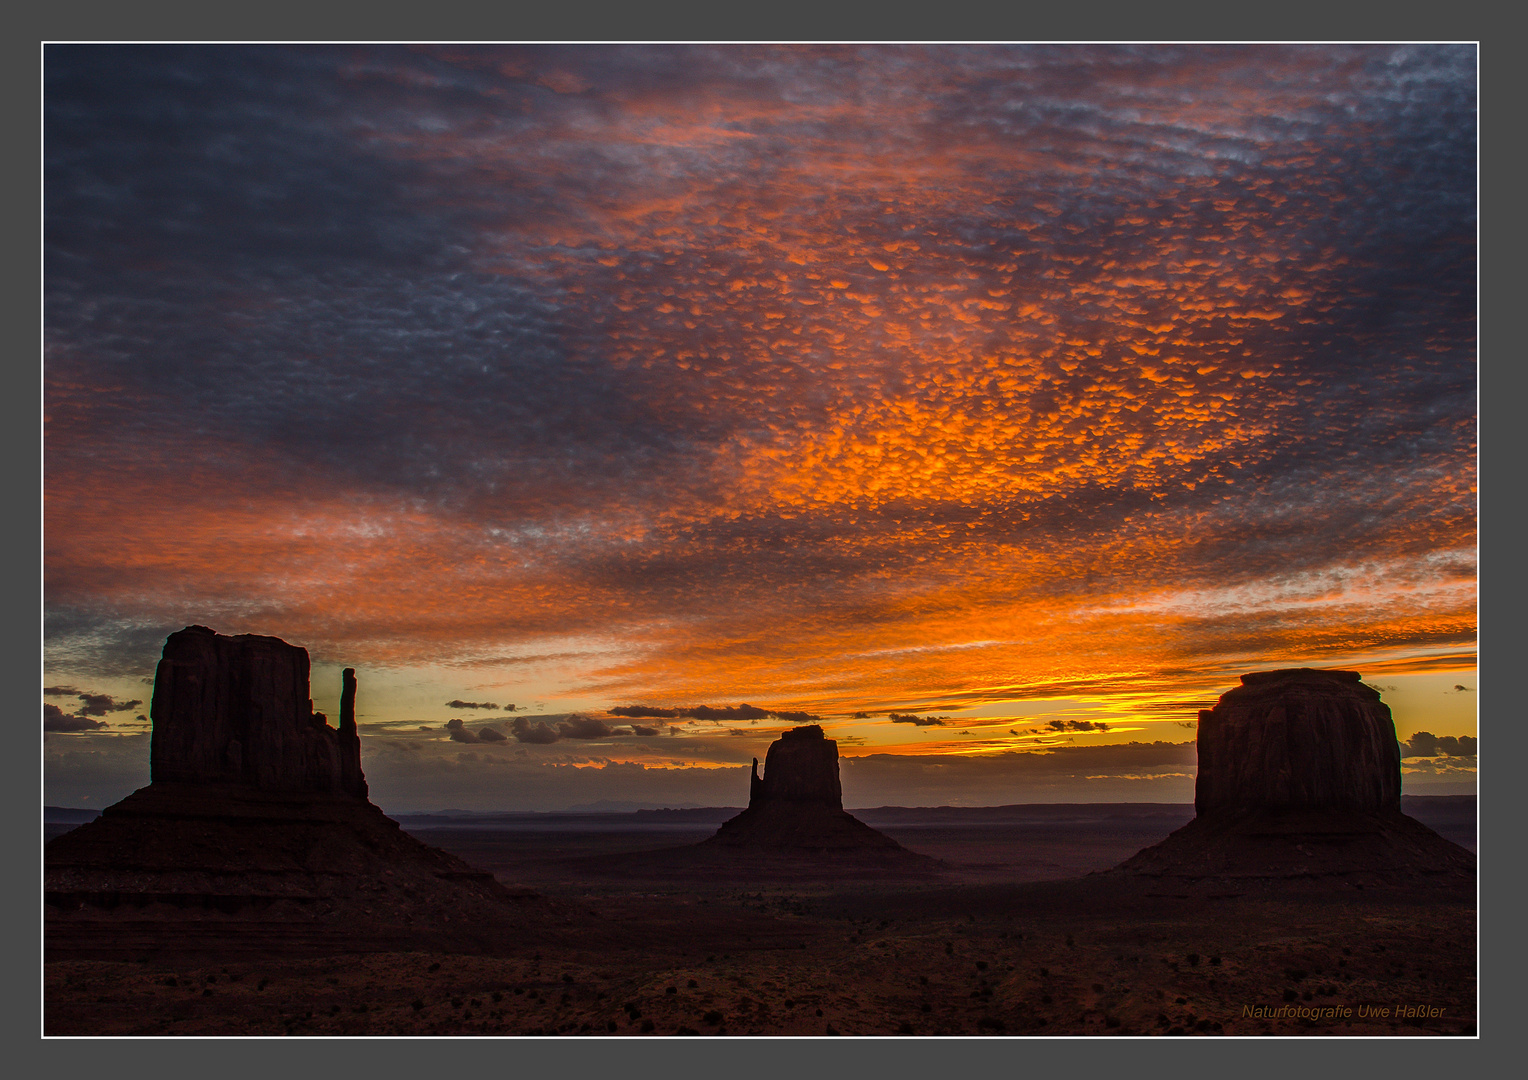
(43, 44, 1477, 811)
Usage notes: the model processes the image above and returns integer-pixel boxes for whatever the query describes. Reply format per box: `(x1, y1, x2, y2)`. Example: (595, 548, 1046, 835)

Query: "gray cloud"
(508, 717, 563, 744)
(557, 715, 614, 740)
(44, 703, 106, 732)
(445, 699, 502, 710)
(889, 712, 948, 727)
(610, 703, 817, 724)
(1401, 731, 1476, 758)
(75, 692, 144, 717)
(1046, 719, 1111, 733)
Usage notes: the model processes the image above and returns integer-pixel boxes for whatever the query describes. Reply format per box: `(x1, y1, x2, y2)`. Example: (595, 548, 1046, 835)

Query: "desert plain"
(43, 797, 1475, 1037)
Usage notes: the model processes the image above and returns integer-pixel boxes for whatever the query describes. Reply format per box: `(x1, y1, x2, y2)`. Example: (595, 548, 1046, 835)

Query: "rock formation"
(1115, 668, 1474, 886)
(747, 723, 843, 807)
(1193, 668, 1400, 816)
(700, 726, 936, 871)
(47, 627, 582, 959)
(149, 626, 367, 797)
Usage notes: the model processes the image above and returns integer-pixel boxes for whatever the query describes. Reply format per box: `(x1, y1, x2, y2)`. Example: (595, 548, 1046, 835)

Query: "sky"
(43, 44, 1477, 811)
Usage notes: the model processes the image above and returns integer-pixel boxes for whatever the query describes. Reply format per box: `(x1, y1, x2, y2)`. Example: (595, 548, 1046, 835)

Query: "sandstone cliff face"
(707, 725, 933, 868)
(1116, 668, 1472, 884)
(1194, 668, 1399, 817)
(149, 626, 366, 798)
(748, 724, 842, 808)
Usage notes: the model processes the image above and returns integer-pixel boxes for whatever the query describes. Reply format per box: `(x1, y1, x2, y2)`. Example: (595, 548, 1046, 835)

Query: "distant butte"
(46, 626, 584, 960)
(698, 725, 939, 868)
(1115, 668, 1475, 887)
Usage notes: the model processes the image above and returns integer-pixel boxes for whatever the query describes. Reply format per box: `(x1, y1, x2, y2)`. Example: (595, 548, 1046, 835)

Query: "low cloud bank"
(44, 703, 106, 732)
(1401, 731, 1477, 758)
(506, 714, 617, 744)
(446, 717, 507, 744)
(889, 712, 947, 727)
(356, 740, 1207, 812)
(42, 689, 143, 731)
(1046, 719, 1111, 733)
(610, 703, 821, 724)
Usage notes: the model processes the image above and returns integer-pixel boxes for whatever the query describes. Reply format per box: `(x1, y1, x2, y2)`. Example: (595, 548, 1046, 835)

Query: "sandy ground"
(44, 804, 1476, 1037)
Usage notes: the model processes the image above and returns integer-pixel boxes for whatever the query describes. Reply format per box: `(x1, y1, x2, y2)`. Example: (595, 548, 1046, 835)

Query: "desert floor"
(43, 800, 1476, 1037)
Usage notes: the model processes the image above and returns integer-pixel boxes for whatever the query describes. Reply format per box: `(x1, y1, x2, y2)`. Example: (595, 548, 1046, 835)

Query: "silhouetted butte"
(700, 725, 934, 865)
(46, 626, 578, 959)
(1115, 668, 1475, 886)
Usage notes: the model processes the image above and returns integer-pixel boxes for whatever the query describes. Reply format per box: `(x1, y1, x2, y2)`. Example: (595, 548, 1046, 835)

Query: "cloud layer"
(45, 46, 1475, 743)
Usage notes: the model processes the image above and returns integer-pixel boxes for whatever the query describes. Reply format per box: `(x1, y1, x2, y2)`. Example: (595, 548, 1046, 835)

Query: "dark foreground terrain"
(44, 798, 1476, 1037)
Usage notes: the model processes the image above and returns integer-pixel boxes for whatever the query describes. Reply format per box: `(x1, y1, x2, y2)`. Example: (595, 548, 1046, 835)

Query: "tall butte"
(148, 626, 367, 796)
(1115, 668, 1475, 885)
(699, 725, 936, 870)
(46, 626, 579, 959)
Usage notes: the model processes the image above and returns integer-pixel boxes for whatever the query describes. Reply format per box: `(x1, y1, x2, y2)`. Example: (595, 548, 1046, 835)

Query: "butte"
(692, 724, 940, 874)
(1114, 668, 1475, 888)
(45, 625, 582, 960)
(569, 724, 941, 883)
